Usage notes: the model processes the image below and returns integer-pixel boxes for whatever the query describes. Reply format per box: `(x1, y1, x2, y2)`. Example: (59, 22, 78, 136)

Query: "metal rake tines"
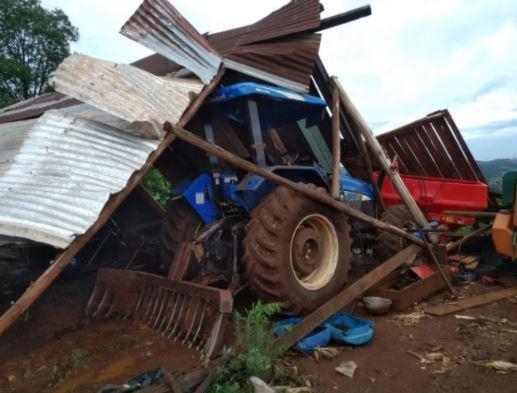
(86, 268, 233, 358)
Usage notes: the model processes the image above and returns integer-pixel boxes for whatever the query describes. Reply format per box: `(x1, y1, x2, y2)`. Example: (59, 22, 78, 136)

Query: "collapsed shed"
(0, 0, 488, 346)
(0, 0, 374, 335)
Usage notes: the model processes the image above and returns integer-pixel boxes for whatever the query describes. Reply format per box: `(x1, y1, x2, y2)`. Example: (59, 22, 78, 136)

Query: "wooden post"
(168, 124, 425, 247)
(330, 77, 341, 198)
(330, 78, 428, 227)
(274, 244, 420, 351)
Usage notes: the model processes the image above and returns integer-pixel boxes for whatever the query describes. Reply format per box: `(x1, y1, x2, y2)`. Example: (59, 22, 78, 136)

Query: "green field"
(477, 158, 517, 192)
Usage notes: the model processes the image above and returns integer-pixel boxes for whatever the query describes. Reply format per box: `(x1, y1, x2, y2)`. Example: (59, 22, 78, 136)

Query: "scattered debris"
(284, 387, 311, 393)
(313, 347, 340, 362)
(391, 310, 425, 327)
(335, 361, 358, 379)
(425, 286, 517, 316)
(250, 376, 275, 393)
(454, 314, 477, 320)
(407, 348, 453, 375)
(475, 360, 517, 373)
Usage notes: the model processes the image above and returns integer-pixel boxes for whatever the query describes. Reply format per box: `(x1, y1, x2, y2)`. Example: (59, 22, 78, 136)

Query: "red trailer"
(376, 172, 488, 226)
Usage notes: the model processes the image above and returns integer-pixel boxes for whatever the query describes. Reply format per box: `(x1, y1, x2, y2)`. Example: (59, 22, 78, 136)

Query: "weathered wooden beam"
(330, 77, 341, 198)
(425, 286, 517, 316)
(330, 78, 428, 227)
(274, 244, 420, 350)
(443, 210, 497, 219)
(168, 124, 425, 246)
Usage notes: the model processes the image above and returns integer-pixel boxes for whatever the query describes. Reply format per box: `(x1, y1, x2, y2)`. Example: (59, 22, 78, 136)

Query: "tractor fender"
(235, 165, 329, 212)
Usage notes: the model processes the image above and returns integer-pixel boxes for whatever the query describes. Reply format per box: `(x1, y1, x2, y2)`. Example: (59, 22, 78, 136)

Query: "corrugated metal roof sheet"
(0, 108, 160, 248)
(125, 0, 322, 91)
(120, 0, 221, 84)
(376, 110, 486, 182)
(53, 53, 203, 139)
(0, 52, 205, 248)
(224, 33, 321, 92)
(0, 93, 80, 124)
(208, 0, 321, 50)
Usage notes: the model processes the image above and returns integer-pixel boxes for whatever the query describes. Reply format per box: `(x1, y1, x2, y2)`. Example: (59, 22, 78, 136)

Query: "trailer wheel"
(375, 205, 414, 260)
(160, 198, 203, 278)
(243, 185, 351, 314)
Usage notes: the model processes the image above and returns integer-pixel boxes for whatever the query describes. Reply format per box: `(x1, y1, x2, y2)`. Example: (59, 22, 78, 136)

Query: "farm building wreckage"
(0, 0, 516, 392)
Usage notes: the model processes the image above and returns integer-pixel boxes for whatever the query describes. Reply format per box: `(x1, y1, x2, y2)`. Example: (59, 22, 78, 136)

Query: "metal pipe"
(311, 5, 372, 33)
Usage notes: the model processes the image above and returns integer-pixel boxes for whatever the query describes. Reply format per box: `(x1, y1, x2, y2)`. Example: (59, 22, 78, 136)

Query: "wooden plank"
(424, 287, 517, 316)
(274, 244, 420, 350)
(448, 254, 479, 265)
(330, 77, 341, 198)
(330, 78, 428, 227)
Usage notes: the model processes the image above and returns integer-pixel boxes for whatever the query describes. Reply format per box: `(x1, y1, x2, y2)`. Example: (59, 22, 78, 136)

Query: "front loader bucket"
(86, 268, 233, 359)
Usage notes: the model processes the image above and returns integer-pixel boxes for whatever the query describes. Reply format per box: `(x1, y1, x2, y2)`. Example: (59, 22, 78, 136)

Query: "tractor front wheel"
(243, 185, 351, 314)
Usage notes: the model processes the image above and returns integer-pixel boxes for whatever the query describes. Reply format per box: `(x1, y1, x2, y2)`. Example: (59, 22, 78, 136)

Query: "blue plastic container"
(273, 317, 331, 354)
(273, 313, 374, 353)
(323, 313, 374, 346)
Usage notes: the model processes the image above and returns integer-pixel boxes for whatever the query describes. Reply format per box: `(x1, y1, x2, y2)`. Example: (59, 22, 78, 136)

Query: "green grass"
(209, 301, 289, 393)
(142, 168, 172, 206)
(47, 349, 89, 387)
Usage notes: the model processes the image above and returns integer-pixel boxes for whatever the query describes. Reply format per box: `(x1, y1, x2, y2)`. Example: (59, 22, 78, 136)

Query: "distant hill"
(477, 158, 517, 192)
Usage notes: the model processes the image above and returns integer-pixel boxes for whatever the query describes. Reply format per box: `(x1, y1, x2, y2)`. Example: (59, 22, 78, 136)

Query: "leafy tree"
(0, 0, 78, 108)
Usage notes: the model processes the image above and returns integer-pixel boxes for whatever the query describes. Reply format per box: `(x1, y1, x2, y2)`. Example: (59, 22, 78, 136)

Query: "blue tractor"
(161, 82, 374, 314)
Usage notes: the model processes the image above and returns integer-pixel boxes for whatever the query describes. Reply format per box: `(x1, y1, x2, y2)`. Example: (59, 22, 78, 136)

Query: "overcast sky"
(41, 0, 517, 160)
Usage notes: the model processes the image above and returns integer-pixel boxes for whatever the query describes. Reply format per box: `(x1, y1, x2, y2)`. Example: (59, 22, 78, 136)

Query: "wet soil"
(292, 283, 517, 392)
(1, 274, 517, 392)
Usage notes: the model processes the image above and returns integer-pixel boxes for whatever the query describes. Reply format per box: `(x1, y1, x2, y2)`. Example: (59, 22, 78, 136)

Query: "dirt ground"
(1, 273, 516, 392)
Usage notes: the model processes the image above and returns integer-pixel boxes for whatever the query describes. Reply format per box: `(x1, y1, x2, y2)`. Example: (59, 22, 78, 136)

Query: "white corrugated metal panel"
(53, 53, 203, 138)
(120, 0, 221, 84)
(0, 109, 160, 248)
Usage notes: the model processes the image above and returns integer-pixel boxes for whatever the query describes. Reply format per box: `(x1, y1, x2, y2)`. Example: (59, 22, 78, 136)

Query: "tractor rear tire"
(160, 198, 203, 278)
(243, 185, 351, 314)
(375, 205, 414, 260)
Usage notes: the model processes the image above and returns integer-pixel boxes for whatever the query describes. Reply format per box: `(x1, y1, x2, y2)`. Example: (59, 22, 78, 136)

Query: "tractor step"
(86, 268, 233, 359)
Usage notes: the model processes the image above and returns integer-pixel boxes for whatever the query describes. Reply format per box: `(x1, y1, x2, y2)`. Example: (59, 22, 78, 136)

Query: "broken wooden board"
(370, 268, 450, 312)
(425, 286, 517, 316)
(273, 244, 420, 351)
(449, 254, 479, 265)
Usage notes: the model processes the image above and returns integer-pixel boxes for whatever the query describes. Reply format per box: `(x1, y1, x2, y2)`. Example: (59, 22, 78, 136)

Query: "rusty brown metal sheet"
(0, 93, 80, 124)
(224, 33, 321, 91)
(121, 0, 222, 84)
(128, 0, 322, 91)
(86, 268, 233, 358)
(208, 0, 321, 50)
(376, 110, 486, 182)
